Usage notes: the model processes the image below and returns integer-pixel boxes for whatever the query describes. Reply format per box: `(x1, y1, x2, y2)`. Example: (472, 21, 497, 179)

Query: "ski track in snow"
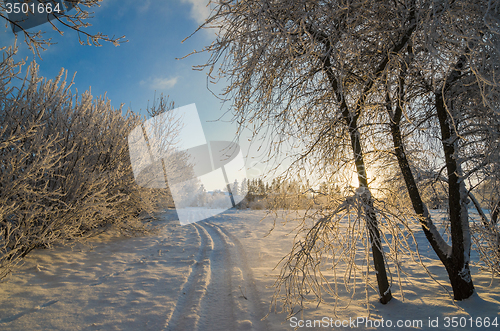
(213, 222, 270, 331)
(164, 222, 211, 331)
(1, 210, 499, 331)
(164, 221, 270, 331)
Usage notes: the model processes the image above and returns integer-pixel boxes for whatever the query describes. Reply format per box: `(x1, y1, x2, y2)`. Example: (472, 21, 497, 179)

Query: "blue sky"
(1, 0, 240, 144)
(0, 0, 331, 186)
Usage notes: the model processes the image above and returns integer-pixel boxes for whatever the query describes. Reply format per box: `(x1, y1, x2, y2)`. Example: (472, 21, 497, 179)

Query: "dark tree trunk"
(390, 112, 474, 300)
(434, 89, 474, 300)
(492, 199, 500, 224)
(386, 54, 474, 300)
(345, 108, 392, 304)
(318, 52, 392, 304)
(390, 113, 450, 262)
(307, 16, 417, 304)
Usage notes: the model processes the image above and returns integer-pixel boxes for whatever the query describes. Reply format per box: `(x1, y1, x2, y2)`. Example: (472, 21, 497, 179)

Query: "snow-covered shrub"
(209, 192, 231, 208)
(0, 46, 167, 279)
(471, 220, 500, 275)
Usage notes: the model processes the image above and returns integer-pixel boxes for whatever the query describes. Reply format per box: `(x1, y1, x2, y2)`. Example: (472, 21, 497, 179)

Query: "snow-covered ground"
(0, 209, 499, 330)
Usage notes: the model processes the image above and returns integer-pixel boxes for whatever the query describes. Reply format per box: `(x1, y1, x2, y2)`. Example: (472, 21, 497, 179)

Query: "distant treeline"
(238, 178, 342, 210)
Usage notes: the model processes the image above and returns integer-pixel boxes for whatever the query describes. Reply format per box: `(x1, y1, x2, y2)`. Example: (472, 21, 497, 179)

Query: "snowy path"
(163, 223, 211, 331)
(165, 221, 270, 331)
(0, 210, 499, 331)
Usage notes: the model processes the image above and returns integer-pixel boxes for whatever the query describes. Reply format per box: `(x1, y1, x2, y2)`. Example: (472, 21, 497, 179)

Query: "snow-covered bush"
(0, 46, 168, 279)
(471, 218, 500, 276)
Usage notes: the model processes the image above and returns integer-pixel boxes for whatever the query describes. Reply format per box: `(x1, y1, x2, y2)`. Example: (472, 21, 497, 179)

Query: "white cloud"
(181, 0, 211, 25)
(141, 76, 179, 90)
(138, 0, 151, 13)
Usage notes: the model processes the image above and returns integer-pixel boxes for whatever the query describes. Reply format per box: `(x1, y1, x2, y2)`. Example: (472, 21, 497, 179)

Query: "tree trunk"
(391, 116, 474, 300)
(386, 66, 474, 299)
(346, 111, 392, 304)
(390, 117, 451, 262)
(320, 53, 392, 304)
(492, 199, 500, 224)
(435, 90, 474, 300)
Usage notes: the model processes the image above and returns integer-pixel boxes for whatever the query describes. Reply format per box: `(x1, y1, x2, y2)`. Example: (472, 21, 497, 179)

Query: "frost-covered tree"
(378, 0, 500, 299)
(191, 0, 500, 308)
(240, 178, 248, 196)
(192, 0, 398, 305)
(194, 184, 207, 207)
(1, 0, 126, 56)
(0, 46, 168, 279)
(231, 179, 239, 196)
